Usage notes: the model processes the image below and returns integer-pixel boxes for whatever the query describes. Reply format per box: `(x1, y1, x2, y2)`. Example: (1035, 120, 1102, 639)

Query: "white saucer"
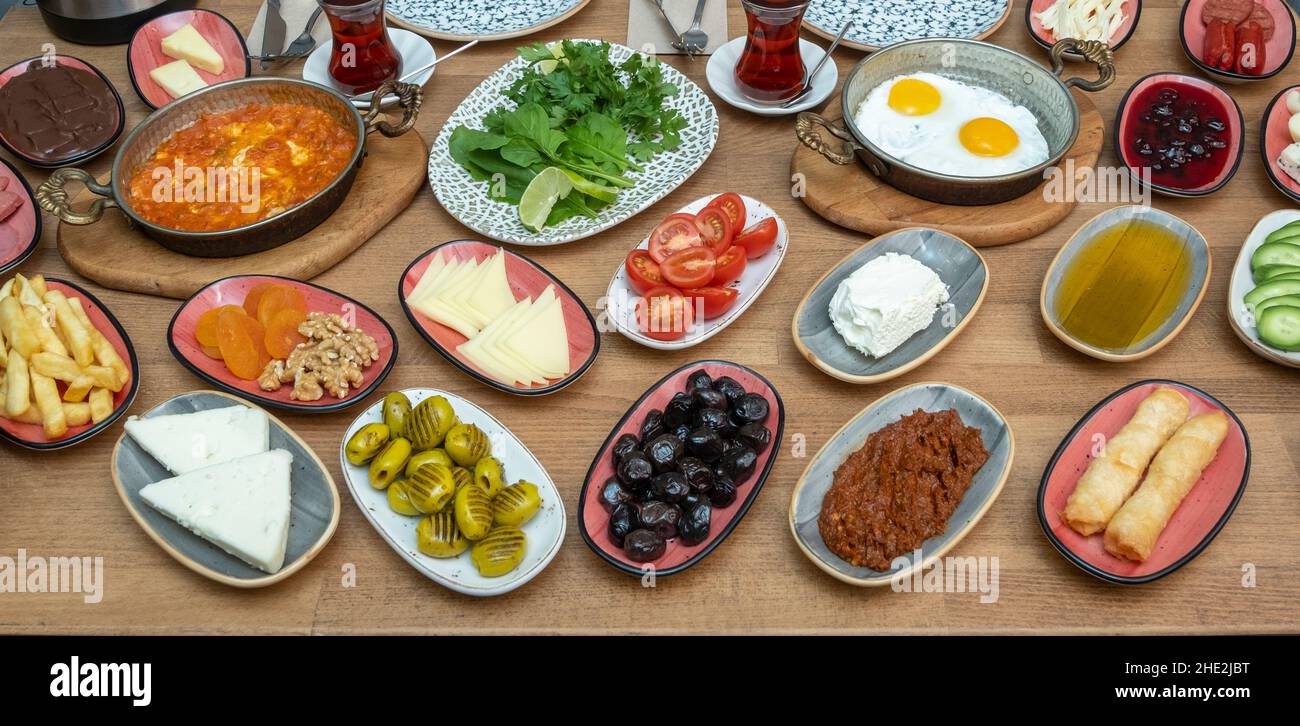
(303, 27, 435, 109)
(705, 36, 837, 116)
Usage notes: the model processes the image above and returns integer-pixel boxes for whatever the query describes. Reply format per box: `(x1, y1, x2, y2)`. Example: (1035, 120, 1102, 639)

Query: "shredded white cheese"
(1037, 0, 1128, 43)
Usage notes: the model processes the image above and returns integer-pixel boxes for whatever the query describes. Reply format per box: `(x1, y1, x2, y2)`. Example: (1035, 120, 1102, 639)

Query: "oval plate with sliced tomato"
(167, 275, 397, 412)
(606, 193, 788, 350)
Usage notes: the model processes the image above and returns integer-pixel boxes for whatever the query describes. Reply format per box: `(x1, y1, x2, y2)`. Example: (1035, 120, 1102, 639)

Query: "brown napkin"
(247, 0, 330, 58)
(627, 0, 729, 56)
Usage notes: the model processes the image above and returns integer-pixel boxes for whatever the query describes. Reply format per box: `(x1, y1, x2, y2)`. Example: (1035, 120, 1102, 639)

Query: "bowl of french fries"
(0, 272, 137, 449)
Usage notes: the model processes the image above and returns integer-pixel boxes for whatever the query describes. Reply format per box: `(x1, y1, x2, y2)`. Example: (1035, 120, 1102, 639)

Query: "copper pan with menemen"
(35, 76, 421, 258)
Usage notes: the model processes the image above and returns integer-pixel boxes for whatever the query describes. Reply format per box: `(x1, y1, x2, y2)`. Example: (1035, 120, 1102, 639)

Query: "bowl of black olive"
(578, 361, 784, 577)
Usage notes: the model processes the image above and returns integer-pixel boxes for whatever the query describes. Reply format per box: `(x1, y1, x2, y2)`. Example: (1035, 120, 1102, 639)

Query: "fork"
(248, 6, 324, 63)
(674, 0, 710, 56)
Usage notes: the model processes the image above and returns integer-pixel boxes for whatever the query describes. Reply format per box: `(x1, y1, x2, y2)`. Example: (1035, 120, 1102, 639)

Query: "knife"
(261, 0, 288, 71)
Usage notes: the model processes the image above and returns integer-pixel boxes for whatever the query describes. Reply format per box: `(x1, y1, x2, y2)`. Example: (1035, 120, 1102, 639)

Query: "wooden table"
(1, 0, 1296, 635)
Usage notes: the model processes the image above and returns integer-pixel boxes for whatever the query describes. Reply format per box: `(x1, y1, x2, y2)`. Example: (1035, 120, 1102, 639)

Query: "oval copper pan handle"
(35, 168, 117, 226)
(362, 80, 423, 138)
(1051, 38, 1116, 92)
(796, 112, 856, 165)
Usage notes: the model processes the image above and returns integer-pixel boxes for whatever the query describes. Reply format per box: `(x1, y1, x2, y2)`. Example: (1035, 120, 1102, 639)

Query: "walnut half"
(258, 312, 379, 401)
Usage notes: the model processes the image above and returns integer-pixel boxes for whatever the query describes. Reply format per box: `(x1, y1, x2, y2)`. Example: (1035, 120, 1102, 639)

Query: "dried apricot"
(242, 282, 279, 318)
(265, 307, 307, 359)
(200, 344, 224, 360)
(216, 309, 267, 380)
(256, 284, 306, 328)
(196, 305, 243, 349)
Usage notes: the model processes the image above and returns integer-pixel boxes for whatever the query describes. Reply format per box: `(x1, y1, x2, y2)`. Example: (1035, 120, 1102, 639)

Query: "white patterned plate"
(387, 0, 588, 42)
(429, 41, 720, 246)
(804, 0, 1013, 52)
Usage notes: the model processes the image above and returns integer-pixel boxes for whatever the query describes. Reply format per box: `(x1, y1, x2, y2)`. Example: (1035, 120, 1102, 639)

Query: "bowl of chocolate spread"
(0, 56, 125, 168)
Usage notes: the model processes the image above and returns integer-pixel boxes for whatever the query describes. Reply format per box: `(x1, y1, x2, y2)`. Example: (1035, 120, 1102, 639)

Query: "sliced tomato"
(648, 213, 704, 263)
(733, 217, 778, 259)
(711, 246, 747, 287)
(635, 285, 695, 342)
(688, 286, 739, 319)
(693, 206, 733, 256)
(706, 192, 746, 228)
(624, 250, 664, 294)
(660, 246, 716, 289)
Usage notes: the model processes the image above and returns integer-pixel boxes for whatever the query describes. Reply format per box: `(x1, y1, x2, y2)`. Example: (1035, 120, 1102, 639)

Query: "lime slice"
(518, 167, 573, 232)
(537, 59, 560, 74)
(561, 169, 618, 204)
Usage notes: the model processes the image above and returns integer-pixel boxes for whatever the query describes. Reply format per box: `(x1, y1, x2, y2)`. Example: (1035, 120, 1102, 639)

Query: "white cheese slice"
(149, 59, 208, 100)
(440, 258, 492, 329)
(125, 405, 269, 475)
(405, 253, 446, 304)
(161, 23, 225, 75)
(411, 259, 482, 338)
(470, 298, 551, 385)
(502, 289, 570, 378)
(464, 250, 517, 325)
(828, 252, 949, 359)
(140, 449, 293, 574)
(459, 298, 537, 385)
(409, 257, 461, 309)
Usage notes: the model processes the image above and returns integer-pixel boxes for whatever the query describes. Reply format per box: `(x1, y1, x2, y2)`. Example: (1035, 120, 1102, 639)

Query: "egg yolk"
(887, 78, 941, 116)
(959, 117, 1019, 157)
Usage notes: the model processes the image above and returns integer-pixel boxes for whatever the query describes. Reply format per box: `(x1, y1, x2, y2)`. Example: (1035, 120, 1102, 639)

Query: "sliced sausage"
(1202, 0, 1254, 25)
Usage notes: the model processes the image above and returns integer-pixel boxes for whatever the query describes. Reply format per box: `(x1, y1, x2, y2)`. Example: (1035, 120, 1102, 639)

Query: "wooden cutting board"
(790, 91, 1104, 247)
(58, 131, 428, 299)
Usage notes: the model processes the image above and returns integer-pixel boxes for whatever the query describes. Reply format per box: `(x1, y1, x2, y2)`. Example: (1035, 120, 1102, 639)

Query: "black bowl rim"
(397, 240, 601, 397)
(165, 273, 398, 413)
(0, 155, 43, 277)
(0, 54, 125, 169)
(0, 277, 140, 451)
(577, 359, 785, 578)
(1258, 83, 1300, 203)
(1112, 71, 1246, 198)
(125, 8, 252, 112)
(1177, 0, 1297, 82)
(1024, 0, 1143, 54)
(1035, 378, 1252, 585)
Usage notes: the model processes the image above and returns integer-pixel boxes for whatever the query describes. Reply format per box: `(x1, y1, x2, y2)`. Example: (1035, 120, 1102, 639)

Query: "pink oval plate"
(167, 275, 397, 412)
(1038, 379, 1250, 585)
(0, 278, 140, 451)
(398, 240, 599, 396)
(0, 157, 40, 277)
(127, 9, 251, 109)
(1180, 0, 1296, 83)
(1025, 0, 1141, 56)
(1260, 83, 1300, 203)
(0, 55, 124, 168)
(578, 360, 784, 578)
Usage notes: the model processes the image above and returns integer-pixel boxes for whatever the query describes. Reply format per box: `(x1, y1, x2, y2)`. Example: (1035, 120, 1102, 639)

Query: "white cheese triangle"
(140, 449, 293, 574)
(405, 253, 446, 304)
(125, 405, 269, 475)
(503, 287, 570, 378)
(464, 250, 517, 324)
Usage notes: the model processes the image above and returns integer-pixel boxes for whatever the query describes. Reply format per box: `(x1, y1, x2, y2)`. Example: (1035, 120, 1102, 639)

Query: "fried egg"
(853, 72, 1050, 177)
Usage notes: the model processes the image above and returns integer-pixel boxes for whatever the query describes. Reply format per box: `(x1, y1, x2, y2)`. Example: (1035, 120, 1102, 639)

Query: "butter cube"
(161, 23, 224, 75)
(149, 59, 208, 100)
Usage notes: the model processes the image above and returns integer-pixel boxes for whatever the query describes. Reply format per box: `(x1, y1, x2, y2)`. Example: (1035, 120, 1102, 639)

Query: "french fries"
(0, 274, 128, 439)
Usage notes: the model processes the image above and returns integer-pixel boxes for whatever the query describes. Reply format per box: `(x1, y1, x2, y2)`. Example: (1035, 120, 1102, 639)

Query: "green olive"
(386, 480, 421, 516)
(471, 526, 526, 577)
(407, 395, 457, 450)
(345, 422, 390, 466)
(454, 482, 494, 541)
(406, 463, 457, 514)
(473, 456, 505, 498)
(444, 422, 491, 467)
(367, 437, 411, 490)
(493, 481, 541, 527)
(416, 512, 468, 558)
(451, 466, 473, 495)
(405, 448, 454, 479)
(382, 392, 413, 439)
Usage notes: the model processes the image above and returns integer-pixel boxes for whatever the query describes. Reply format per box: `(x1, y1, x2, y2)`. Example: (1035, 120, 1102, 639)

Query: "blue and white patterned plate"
(804, 0, 1012, 52)
(387, 0, 588, 41)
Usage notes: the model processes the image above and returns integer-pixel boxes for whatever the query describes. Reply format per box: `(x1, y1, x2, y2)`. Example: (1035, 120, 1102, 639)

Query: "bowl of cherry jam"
(1115, 72, 1244, 197)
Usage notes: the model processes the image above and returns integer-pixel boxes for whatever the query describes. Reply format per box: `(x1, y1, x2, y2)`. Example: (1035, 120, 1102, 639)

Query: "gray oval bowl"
(788, 382, 1014, 587)
(1040, 205, 1211, 362)
(792, 227, 989, 384)
(110, 390, 341, 588)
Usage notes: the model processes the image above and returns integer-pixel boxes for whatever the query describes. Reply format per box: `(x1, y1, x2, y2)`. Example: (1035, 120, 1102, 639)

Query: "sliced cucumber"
(1254, 264, 1300, 283)
(1264, 220, 1300, 244)
(1244, 278, 1300, 308)
(1257, 305, 1300, 351)
(1250, 242, 1300, 270)
(1255, 294, 1300, 314)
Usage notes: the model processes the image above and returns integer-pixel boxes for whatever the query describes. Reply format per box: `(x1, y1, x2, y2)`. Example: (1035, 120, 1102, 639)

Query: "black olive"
(736, 422, 772, 454)
(718, 443, 758, 485)
(623, 529, 666, 562)
(684, 369, 713, 394)
(599, 478, 633, 512)
(644, 433, 684, 473)
(640, 409, 665, 441)
(672, 424, 692, 443)
(686, 426, 724, 462)
(731, 392, 769, 425)
(694, 406, 735, 437)
(692, 388, 727, 411)
(679, 504, 711, 546)
(709, 474, 738, 507)
(663, 392, 695, 429)
(650, 471, 690, 503)
(616, 451, 654, 492)
(713, 376, 746, 405)
(608, 502, 639, 547)
(637, 501, 682, 539)
(676, 456, 715, 493)
(612, 433, 640, 462)
(721, 437, 746, 457)
(681, 490, 708, 512)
